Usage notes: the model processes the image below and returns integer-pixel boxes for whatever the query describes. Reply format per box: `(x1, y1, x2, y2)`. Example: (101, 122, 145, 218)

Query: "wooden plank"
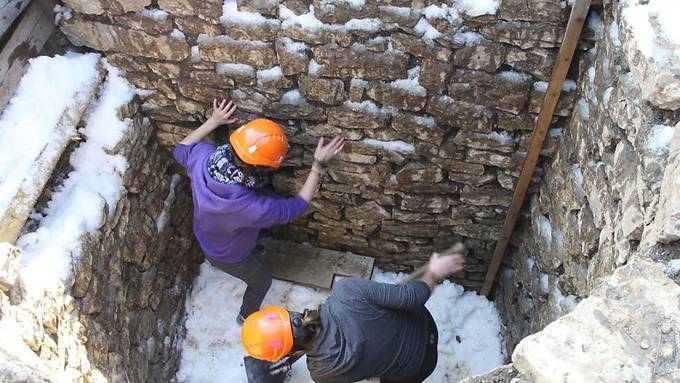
(0, 0, 30, 39)
(0, 0, 53, 113)
(480, 0, 592, 297)
(260, 238, 374, 290)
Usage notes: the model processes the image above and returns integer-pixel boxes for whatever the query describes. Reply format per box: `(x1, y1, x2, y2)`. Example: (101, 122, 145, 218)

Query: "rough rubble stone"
(312, 44, 409, 80)
(448, 69, 532, 115)
(175, 17, 224, 39)
(391, 32, 452, 62)
(453, 42, 507, 73)
(0, 244, 20, 293)
(63, 0, 150, 15)
(419, 58, 451, 95)
(62, 19, 190, 61)
(497, 0, 568, 25)
(157, 0, 223, 19)
(345, 202, 390, 226)
(327, 104, 389, 130)
(505, 47, 556, 81)
(427, 96, 495, 133)
(366, 82, 427, 112)
(391, 113, 446, 145)
(275, 38, 309, 75)
(198, 37, 277, 69)
(114, 13, 173, 35)
(480, 21, 564, 50)
(299, 75, 344, 105)
(396, 162, 444, 184)
(512, 257, 680, 383)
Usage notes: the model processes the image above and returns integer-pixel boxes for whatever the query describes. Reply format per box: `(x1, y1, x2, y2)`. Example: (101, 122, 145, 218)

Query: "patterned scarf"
(207, 144, 265, 188)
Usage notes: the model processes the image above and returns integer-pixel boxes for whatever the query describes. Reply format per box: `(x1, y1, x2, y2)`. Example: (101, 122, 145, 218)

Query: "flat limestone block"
(260, 238, 374, 290)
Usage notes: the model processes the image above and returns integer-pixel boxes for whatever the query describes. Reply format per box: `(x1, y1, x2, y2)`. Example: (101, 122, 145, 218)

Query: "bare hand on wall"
(209, 98, 239, 126)
(314, 136, 345, 165)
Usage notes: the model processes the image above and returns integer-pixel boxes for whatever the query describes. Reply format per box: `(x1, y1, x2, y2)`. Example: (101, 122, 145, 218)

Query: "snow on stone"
(482, 131, 515, 145)
(280, 5, 326, 32)
(378, 5, 413, 18)
(533, 79, 577, 92)
(345, 18, 383, 32)
(344, 100, 387, 115)
(350, 78, 368, 88)
(646, 124, 675, 155)
(281, 37, 307, 53)
(414, 17, 442, 41)
(177, 263, 505, 382)
(609, 21, 622, 47)
(308, 59, 323, 75)
(603, 86, 614, 104)
(257, 66, 284, 82)
(0, 53, 100, 222)
(170, 28, 186, 41)
(667, 259, 680, 277)
(414, 115, 436, 128)
(15, 59, 136, 295)
(552, 282, 578, 316)
(586, 11, 604, 39)
(621, 0, 680, 63)
(498, 70, 531, 83)
(362, 138, 415, 153)
(156, 174, 181, 233)
(190, 45, 200, 62)
(577, 98, 590, 121)
(455, 0, 499, 17)
(216, 63, 255, 76)
(281, 89, 305, 105)
(221, 0, 280, 27)
(136, 8, 169, 21)
(453, 31, 486, 46)
(389, 66, 427, 97)
(53, 4, 72, 24)
(423, 4, 460, 24)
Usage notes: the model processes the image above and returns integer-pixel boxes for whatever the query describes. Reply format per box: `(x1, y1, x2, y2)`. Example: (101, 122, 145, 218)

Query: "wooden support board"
(0, 0, 54, 113)
(0, 0, 31, 39)
(260, 238, 374, 290)
(480, 0, 592, 297)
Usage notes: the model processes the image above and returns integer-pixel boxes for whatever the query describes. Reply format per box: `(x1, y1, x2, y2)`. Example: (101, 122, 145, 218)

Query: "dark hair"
(293, 308, 322, 351)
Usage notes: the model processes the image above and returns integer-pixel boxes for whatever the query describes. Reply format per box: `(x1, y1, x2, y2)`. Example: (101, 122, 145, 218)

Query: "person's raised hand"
(314, 136, 345, 165)
(209, 98, 238, 125)
(426, 252, 465, 281)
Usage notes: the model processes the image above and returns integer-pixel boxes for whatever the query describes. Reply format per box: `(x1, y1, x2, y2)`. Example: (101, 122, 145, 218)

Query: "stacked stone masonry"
(495, 0, 680, 351)
(59, 0, 593, 290)
(0, 90, 202, 381)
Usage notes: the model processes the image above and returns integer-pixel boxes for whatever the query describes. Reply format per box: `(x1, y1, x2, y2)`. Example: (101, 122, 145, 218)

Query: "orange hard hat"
(241, 306, 294, 362)
(229, 119, 288, 168)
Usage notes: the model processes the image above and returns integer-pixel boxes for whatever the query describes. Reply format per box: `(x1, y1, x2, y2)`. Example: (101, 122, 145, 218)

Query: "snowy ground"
(176, 261, 506, 382)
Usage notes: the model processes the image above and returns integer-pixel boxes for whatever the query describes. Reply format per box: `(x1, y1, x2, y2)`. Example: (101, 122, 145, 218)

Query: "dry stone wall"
(0, 92, 201, 382)
(57, 0, 591, 289)
(495, 0, 680, 350)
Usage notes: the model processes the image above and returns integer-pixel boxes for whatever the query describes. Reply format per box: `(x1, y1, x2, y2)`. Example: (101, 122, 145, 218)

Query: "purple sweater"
(174, 142, 309, 264)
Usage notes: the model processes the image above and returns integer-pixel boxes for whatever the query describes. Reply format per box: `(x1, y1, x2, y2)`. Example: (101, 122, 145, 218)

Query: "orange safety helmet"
(241, 306, 294, 362)
(229, 119, 288, 168)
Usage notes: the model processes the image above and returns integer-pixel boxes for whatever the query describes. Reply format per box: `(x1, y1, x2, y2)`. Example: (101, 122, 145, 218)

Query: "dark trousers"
(380, 309, 439, 383)
(206, 245, 272, 318)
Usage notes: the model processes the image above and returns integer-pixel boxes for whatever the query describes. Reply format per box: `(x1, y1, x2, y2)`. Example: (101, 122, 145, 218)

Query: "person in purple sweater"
(174, 99, 345, 324)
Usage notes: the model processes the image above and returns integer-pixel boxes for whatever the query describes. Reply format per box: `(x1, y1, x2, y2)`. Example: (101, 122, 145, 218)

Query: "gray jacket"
(305, 278, 432, 382)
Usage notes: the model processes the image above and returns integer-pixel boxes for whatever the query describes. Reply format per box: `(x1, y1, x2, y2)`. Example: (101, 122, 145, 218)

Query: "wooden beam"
(0, 0, 53, 113)
(0, 0, 31, 39)
(480, 0, 592, 297)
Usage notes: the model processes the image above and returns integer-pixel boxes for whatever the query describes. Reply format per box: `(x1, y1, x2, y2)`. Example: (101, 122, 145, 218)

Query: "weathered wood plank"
(480, 0, 592, 297)
(0, 0, 30, 39)
(0, 0, 53, 113)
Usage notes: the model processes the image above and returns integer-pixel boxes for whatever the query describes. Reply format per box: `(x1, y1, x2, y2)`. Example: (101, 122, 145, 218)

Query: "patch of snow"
(345, 18, 382, 32)
(135, 89, 155, 98)
(344, 100, 387, 115)
(526, 257, 536, 271)
(552, 282, 578, 316)
(350, 78, 368, 88)
(53, 4, 72, 24)
(586, 11, 604, 39)
(498, 70, 531, 83)
(378, 6, 413, 18)
(0, 53, 101, 221)
(539, 273, 550, 293)
(156, 174, 181, 233)
(257, 66, 284, 82)
(548, 128, 563, 138)
(621, 0, 680, 63)
(389, 66, 427, 97)
(413, 115, 436, 128)
(414, 17, 442, 41)
(177, 264, 505, 382)
(587, 67, 596, 84)
(136, 8, 168, 21)
(280, 5, 326, 32)
(667, 259, 680, 277)
(535, 214, 552, 253)
(423, 4, 459, 24)
(609, 22, 622, 47)
(456, 0, 499, 17)
(15, 59, 135, 295)
(170, 28, 186, 41)
(453, 31, 486, 46)
(221, 0, 280, 28)
(281, 89, 305, 105)
(190, 45, 200, 62)
(646, 124, 675, 155)
(603, 86, 614, 104)
(308, 59, 323, 75)
(280, 37, 307, 54)
(216, 63, 255, 76)
(533, 79, 577, 92)
(362, 138, 415, 153)
(577, 98, 590, 121)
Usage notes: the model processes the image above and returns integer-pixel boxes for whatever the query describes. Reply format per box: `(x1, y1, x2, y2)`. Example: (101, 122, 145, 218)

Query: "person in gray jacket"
(241, 251, 465, 382)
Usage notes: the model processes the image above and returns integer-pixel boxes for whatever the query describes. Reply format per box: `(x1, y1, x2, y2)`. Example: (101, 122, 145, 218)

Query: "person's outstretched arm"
(297, 136, 344, 203)
(420, 252, 466, 292)
(180, 99, 238, 145)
